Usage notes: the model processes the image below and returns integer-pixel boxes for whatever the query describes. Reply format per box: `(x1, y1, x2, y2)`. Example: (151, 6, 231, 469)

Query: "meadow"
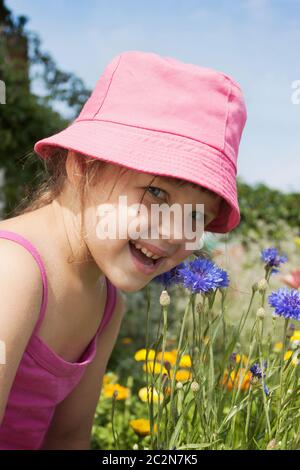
(91, 229, 300, 450)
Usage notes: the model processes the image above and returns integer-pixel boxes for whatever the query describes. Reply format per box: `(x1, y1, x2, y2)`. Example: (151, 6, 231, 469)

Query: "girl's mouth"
(128, 240, 165, 275)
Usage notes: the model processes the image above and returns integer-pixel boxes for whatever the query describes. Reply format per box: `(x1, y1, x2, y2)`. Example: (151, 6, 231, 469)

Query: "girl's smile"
(128, 239, 166, 275)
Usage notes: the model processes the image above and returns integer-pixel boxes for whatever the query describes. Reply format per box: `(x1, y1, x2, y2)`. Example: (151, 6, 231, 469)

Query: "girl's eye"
(146, 186, 167, 200)
(145, 190, 208, 224)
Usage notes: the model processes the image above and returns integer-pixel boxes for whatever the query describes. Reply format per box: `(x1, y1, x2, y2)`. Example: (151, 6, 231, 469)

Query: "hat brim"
(34, 120, 240, 234)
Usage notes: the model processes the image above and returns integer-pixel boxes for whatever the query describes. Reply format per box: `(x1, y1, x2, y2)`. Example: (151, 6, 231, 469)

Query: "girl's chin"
(110, 275, 148, 293)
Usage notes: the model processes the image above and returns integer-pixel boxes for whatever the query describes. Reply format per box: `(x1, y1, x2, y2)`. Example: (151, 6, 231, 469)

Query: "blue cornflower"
(176, 256, 229, 294)
(250, 363, 263, 379)
(152, 262, 185, 289)
(268, 287, 300, 321)
(250, 363, 269, 396)
(260, 247, 288, 274)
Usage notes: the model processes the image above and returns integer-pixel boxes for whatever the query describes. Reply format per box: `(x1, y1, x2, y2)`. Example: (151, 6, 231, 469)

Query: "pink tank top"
(0, 229, 117, 450)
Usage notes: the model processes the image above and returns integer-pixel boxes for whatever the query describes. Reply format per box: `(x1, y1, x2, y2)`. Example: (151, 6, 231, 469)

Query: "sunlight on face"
(82, 164, 221, 292)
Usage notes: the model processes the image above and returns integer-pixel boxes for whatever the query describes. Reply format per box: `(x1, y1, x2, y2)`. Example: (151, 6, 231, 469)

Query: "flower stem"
(275, 318, 289, 439)
(156, 303, 168, 449)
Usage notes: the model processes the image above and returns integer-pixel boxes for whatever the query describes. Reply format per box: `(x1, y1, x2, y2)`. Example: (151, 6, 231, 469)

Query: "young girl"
(0, 50, 247, 449)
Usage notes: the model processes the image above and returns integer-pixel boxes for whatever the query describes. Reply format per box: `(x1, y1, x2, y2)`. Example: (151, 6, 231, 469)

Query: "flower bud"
(191, 381, 200, 392)
(266, 439, 277, 450)
(133, 443, 139, 450)
(252, 282, 259, 292)
(256, 307, 266, 319)
(162, 373, 169, 387)
(258, 279, 268, 293)
(176, 381, 183, 390)
(160, 290, 170, 306)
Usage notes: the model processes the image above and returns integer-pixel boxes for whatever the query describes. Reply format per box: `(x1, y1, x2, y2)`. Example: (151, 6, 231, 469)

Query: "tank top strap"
(96, 277, 118, 337)
(0, 229, 48, 337)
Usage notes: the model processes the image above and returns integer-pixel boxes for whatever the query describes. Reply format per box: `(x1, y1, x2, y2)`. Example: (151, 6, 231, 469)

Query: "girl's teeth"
(141, 247, 154, 257)
(131, 241, 161, 260)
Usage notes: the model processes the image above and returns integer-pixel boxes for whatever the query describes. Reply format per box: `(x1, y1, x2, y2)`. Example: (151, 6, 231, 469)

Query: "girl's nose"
(157, 214, 201, 246)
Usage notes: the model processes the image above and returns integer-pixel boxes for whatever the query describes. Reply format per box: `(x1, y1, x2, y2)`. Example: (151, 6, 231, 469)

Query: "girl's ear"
(65, 150, 82, 188)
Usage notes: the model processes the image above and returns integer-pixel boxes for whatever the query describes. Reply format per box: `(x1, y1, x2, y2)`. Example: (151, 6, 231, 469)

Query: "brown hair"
(12, 148, 213, 262)
(12, 148, 115, 263)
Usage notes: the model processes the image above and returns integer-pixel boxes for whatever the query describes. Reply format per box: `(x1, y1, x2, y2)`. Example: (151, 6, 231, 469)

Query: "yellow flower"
(179, 354, 192, 368)
(134, 349, 156, 361)
(142, 361, 168, 375)
(156, 351, 177, 365)
(103, 383, 130, 400)
(138, 386, 164, 403)
(221, 368, 251, 391)
(294, 237, 300, 248)
(273, 342, 283, 353)
(169, 349, 180, 362)
(284, 350, 299, 366)
(291, 330, 300, 342)
(121, 337, 133, 345)
(129, 419, 157, 437)
(234, 354, 248, 365)
(103, 371, 118, 384)
(284, 350, 293, 361)
(156, 351, 192, 368)
(169, 368, 192, 382)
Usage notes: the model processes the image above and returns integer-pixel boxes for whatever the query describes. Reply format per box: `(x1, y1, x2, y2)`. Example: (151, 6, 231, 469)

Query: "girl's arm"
(0, 240, 44, 425)
(40, 288, 126, 450)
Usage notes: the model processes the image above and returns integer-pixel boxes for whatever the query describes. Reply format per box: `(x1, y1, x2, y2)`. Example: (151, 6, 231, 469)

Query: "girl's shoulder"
(0, 230, 45, 421)
(0, 217, 48, 287)
(0, 224, 45, 314)
(0, 217, 48, 333)
(0, 226, 45, 282)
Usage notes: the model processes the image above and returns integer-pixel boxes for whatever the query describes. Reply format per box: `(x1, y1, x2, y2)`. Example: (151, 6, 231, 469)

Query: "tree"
(0, 0, 90, 216)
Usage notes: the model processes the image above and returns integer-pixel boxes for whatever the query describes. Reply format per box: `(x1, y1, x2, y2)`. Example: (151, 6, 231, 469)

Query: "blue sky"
(6, 0, 300, 192)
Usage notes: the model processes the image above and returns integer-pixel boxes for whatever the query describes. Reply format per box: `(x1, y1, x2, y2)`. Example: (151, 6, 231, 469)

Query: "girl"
(0, 50, 247, 449)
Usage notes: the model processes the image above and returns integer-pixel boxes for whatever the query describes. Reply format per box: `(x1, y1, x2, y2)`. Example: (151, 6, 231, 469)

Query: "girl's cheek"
(170, 247, 193, 265)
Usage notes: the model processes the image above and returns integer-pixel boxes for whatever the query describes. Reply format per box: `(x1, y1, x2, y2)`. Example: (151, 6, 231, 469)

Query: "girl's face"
(81, 162, 221, 293)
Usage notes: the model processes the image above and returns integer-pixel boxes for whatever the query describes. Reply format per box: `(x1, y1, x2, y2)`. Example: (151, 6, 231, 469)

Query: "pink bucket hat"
(34, 50, 247, 233)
